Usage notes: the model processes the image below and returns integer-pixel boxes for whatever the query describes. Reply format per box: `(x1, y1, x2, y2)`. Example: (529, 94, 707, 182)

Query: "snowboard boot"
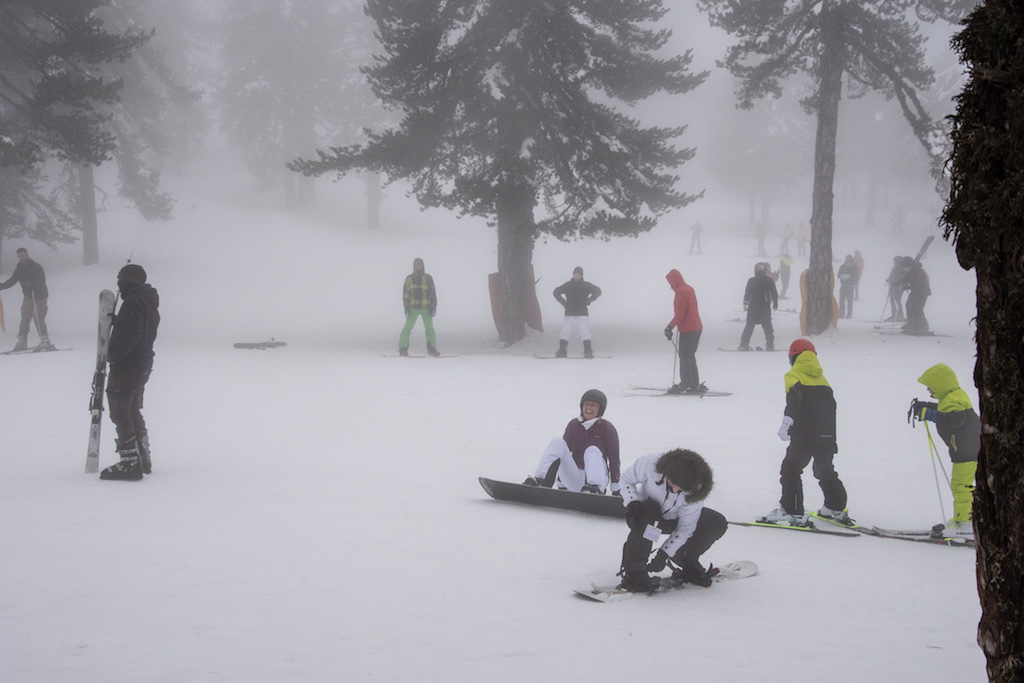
(398, 347, 409, 357)
(619, 570, 659, 595)
(12, 336, 27, 352)
(137, 429, 152, 475)
(672, 559, 718, 587)
(427, 343, 441, 358)
(99, 438, 143, 481)
(555, 339, 568, 358)
(580, 483, 605, 495)
(583, 340, 594, 359)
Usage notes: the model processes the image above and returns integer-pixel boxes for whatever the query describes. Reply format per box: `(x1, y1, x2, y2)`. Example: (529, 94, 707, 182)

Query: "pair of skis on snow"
(735, 512, 974, 547)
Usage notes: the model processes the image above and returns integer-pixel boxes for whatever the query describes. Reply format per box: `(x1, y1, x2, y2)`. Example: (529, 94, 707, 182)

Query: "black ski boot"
(100, 438, 143, 481)
(137, 429, 152, 475)
(399, 347, 409, 357)
(583, 340, 594, 359)
(12, 336, 27, 352)
(555, 339, 568, 358)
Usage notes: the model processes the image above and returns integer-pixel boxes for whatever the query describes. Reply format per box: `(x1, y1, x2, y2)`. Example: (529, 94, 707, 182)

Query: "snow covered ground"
(0, 175, 985, 681)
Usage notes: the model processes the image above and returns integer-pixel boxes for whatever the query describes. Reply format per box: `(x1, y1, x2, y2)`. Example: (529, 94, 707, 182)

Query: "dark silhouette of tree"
(698, 0, 974, 334)
(291, 0, 706, 345)
(941, 2, 1024, 679)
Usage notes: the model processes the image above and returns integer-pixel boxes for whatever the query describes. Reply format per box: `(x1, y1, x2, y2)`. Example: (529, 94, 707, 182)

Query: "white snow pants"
(559, 316, 592, 341)
(533, 437, 608, 492)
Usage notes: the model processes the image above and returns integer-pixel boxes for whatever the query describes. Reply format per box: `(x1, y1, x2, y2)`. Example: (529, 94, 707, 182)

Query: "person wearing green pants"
(909, 363, 981, 540)
(399, 257, 440, 357)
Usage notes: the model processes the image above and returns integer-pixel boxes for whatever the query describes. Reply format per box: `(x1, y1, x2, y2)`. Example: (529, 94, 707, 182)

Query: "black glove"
(647, 550, 669, 573)
(908, 399, 937, 425)
(664, 325, 674, 341)
(404, 308, 411, 318)
(624, 501, 643, 530)
(907, 398, 919, 424)
(430, 308, 436, 317)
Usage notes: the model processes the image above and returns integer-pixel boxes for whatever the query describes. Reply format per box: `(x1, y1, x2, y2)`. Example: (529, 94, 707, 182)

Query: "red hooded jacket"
(666, 269, 702, 333)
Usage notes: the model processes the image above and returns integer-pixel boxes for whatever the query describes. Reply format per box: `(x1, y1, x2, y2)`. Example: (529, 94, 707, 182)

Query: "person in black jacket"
(552, 266, 602, 358)
(760, 339, 851, 526)
(100, 264, 160, 481)
(738, 262, 778, 351)
(0, 248, 54, 351)
(837, 255, 860, 319)
(898, 257, 931, 334)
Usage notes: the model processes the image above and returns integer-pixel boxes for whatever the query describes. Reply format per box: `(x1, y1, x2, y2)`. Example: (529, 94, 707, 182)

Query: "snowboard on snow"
(1, 346, 72, 355)
(533, 354, 612, 359)
(85, 290, 117, 474)
(717, 347, 785, 353)
(234, 339, 287, 350)
(378, 352, 458, 358)
(574, 560, 758, 602)
(625, 384, 732, 397)
(478, 477, 625, 519)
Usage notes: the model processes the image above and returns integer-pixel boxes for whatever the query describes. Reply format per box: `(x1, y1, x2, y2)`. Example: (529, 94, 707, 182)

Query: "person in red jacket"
(664, 269, 705, 394)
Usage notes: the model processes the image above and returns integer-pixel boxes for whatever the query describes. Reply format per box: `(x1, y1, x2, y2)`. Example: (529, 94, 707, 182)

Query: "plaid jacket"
(403, 272, 437, 311)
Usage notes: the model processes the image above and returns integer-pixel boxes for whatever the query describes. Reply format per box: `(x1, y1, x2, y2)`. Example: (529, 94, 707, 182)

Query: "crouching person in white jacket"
(618, 449, 726, 594)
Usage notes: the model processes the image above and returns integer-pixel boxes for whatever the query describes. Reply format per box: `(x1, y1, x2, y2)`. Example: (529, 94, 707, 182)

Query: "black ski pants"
(779, 442, 847, 515)
(740, 313, 774, 350)
(107, 367, 151, 443)
(676, 329, 701, 390)
(620, 499, 727, 574)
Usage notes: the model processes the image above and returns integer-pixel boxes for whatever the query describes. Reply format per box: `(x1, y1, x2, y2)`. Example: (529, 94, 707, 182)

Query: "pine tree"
(941, 2, 1024, 679)
(218, 0, 378, 210)
(0, 1, 153, 264)
(291, 0, 706, 345)
(697, 0, 973, 335)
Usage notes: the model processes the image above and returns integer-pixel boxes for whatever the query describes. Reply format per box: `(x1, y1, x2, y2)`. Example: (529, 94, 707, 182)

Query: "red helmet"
(788, 338, 816, 359)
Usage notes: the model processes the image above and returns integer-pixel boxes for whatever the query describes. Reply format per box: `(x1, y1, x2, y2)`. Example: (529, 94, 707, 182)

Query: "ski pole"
(923, 421, 949, 521)
(668, 330, 678, 388)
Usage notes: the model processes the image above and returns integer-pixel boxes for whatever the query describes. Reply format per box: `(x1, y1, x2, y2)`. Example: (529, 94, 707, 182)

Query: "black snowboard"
(478, 477, 625, 519)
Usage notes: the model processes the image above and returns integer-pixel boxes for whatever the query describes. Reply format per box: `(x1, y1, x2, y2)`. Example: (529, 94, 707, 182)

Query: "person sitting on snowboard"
(523, 389, 620, 495)
(761, 339, 852, 526)
(618, 449, 727, 594)
(908, 363, 980, 540)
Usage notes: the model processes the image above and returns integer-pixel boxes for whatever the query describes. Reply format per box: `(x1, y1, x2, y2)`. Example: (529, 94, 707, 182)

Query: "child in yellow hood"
(909, 363, 981, 540)
(760, 339, 852, 527)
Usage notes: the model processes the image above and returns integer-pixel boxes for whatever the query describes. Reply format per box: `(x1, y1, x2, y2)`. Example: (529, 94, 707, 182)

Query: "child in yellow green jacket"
(909, 363, 981, 539)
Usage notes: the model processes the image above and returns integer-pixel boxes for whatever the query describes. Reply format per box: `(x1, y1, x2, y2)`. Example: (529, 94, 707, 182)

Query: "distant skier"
(617, 449, 727, 594)
(884, 256, 906, 322)
(738, 262, 778, 351)
(896, 256, 930, 334)
(755, 221, 768, 256)
(664, 269, 705, 394)
(837, 255, 860, 319)
(0, 247, 54, 352)
(399, 257, 440, 357)
(761, 339, 852, 526)
(689, 221, 703, 254)
(779, 252, 793, 299)
(552, 266, 602, 358)
(523, 389, 620, 495)
(908, 364, 980, 540)
(796, 223, 808, 256)
(100, 265, 160, 481)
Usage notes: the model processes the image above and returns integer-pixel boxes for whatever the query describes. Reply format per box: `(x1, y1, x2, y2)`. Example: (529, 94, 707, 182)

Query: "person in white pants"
(524, 389, 621, 495)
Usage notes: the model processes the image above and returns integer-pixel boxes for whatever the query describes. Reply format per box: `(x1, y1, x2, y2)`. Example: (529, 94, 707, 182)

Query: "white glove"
(778, 416, 794, 441)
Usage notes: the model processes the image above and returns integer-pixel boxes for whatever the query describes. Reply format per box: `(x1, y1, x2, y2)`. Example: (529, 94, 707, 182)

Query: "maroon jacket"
(666, 269, 702, 333)
(563, 418, 620, 484)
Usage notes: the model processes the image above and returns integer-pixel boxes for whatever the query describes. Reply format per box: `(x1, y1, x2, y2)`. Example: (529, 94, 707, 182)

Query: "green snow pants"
(399, 309, 436, 349)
